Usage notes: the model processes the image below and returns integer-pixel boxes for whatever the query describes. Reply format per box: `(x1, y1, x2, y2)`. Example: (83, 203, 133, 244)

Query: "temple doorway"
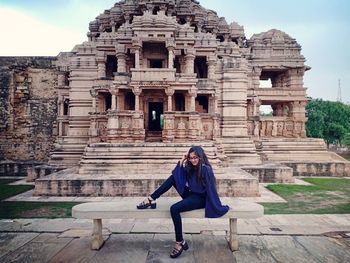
(148, 102, 163, 131)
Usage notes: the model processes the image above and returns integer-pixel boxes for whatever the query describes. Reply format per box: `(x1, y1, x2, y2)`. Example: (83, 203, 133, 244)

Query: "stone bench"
(72, 199, 264, 251)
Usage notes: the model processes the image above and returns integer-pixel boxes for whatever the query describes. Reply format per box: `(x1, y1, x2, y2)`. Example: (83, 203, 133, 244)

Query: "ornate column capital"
(165, 88, 175, 97)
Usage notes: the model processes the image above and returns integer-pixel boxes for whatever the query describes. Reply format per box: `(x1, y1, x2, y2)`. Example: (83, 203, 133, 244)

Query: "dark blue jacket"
(172, 162, 230, 218)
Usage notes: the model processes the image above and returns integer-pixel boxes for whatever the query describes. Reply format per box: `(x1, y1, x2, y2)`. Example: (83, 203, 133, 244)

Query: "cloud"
(0, 7, 86, 56)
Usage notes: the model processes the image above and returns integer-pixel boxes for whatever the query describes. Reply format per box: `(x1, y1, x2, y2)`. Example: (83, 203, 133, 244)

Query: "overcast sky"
(0, 0, 349, 103)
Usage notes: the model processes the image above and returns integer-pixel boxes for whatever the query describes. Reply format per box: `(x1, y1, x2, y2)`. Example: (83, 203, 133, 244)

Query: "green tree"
(342, 133, 350, 146)
(306, 99, 350, 145)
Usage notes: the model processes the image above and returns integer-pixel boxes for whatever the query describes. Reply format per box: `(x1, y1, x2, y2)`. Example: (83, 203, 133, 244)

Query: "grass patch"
(0, 202, 78, 219)
(0, 179, 34, 201)
(262, 178, 350, 214)
(0, 179, 79, 219)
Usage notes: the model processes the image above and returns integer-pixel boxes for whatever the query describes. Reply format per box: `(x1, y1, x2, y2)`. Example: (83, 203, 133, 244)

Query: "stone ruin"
(1, 0, 349, 197)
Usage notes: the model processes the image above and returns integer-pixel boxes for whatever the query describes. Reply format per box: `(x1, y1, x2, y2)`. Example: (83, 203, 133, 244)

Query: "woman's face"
(188, 152, 199, 166)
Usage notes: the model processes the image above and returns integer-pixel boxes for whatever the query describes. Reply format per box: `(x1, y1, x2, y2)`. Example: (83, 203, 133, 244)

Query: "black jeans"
(150, 174, 206, 242)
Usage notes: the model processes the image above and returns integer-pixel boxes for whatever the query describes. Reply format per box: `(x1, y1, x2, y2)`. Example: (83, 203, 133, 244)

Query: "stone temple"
(1, 0, 349, 197)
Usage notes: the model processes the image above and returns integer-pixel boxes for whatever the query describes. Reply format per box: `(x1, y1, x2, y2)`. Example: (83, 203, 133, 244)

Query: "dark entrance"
(148, 102, 163, 131)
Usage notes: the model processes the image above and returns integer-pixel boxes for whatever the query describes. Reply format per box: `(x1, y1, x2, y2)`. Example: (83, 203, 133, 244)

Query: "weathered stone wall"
(0, 57, 58, 171)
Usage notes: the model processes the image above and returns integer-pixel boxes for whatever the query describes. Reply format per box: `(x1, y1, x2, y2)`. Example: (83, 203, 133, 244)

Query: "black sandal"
(170, 241, 189, 258)
(136, 197, 156, 209)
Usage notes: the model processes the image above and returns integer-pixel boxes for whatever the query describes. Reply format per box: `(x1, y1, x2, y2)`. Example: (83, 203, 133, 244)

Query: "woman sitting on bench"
(137, 146, 229, 259)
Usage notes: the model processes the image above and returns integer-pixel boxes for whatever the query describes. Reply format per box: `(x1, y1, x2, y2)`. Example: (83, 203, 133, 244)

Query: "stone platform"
(33, 166, 260, 197)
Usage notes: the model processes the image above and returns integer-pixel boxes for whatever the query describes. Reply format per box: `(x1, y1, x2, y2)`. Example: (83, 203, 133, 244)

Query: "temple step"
(33, 166, 260, 197)
(258, 138, 346, 162)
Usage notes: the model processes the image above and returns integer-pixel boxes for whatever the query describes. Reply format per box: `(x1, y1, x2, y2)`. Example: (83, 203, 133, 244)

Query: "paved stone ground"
(1, 178, 350, 262)
(0, 215, 350, 263)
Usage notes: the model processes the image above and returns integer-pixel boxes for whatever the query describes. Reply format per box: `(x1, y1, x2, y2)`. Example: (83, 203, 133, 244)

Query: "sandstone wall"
(0, 57, 58, 168)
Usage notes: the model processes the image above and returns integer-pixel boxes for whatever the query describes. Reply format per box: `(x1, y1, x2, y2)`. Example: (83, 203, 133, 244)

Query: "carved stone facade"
(49, 0, 313, 167)
(1, 1, 348, 194)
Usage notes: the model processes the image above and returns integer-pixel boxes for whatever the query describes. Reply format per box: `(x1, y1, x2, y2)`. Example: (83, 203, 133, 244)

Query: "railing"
(247, 117, 306, 138)
(131, 68, 176, 82)
(247, 87, 306, 98)
(162, 112, 218, 142)
(197, 79, 216, 91)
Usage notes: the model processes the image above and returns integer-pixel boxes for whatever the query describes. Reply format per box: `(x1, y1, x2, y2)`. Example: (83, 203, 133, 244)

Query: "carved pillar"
(135, 48, 140, 69)
(116, 45, 126, 73)
(116, 92, 122, 111)
(189, 87, 197, 112)
(133, 87, 141, 111)
(252, 67, 262, 89)
(110, 89, 117, 111)
(166, 88, 175, 111)
(207, 55, 216, 79)
(90, 89, 98, 113)
(166, 39, 176, 69)
(96, 52, 106, 79)
(252, 96, 261, 116)
(168, 47, 174, 69)
(185, 48, 195, 74)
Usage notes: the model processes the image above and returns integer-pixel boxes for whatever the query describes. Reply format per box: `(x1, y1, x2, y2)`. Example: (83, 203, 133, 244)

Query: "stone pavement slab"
(0, 232, 349, 262)
(295, 236, 350, 263)
(0, 233, 73, 263)
(259, 235, 319, 263)
(233, 235, 277, 263)
(48, 236, 98, 263)
(0, 232, 39, 258)
(192, 234, 236, 263)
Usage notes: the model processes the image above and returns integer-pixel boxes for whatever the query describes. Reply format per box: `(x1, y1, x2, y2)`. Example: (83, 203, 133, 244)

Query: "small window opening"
(149, 59, 163, 68)
(106, 55, 118, 78)
(195, 96, 208, 113)
(63, 99, 69, 115)
(194, 56, 208, 78)
(125, 92, 135, 110)
(153, 6, 160, 15)
(175, 93, 185, 111)
(217, 35, 225, 42)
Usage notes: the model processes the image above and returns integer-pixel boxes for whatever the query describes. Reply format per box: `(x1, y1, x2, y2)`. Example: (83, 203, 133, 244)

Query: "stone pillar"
(96, 52, 106, 78)
(166, 89, 174, 111)
(168, 47, 174, 68)
(116, 92, 122, 111)
(110, 89, 117, 110)
(116, 45, 127, 73)
(135, 48, 140, 69)
(166, 38, 176, 69)
(207, 55, 216, 79)
(133, 87, 141, 111)
(92, 96, 97, 113)
(185, 48, 195, 74)
(189, 88, 197, 112)
(252, 96, 261, 116)
(252, 67, 262, 89)
(90, 89, 98, 113)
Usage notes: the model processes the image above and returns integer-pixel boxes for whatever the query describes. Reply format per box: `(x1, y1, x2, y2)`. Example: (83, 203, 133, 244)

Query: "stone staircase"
(258, 138, 347, 162)
(34, 142, 260, 197)
(78, 142, 225, 175)
(220, 137, 262, 165)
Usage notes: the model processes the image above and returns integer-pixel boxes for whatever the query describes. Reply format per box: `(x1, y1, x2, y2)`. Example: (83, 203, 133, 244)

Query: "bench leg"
(229, 218, 238, 251)
(91, 219, 104, 250)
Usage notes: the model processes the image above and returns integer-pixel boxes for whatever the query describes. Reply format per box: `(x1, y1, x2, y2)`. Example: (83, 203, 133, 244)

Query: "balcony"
(248, 87, 307, 101)
(131, 68, 176, 82)
(197, 79, 216, 91)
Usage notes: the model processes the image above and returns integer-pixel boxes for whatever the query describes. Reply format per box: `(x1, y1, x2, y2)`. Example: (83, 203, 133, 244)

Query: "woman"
(137, 146, 229, 258)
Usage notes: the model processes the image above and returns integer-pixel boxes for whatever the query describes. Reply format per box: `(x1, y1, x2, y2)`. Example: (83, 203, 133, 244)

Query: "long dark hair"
(184, 146, 211, 184)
